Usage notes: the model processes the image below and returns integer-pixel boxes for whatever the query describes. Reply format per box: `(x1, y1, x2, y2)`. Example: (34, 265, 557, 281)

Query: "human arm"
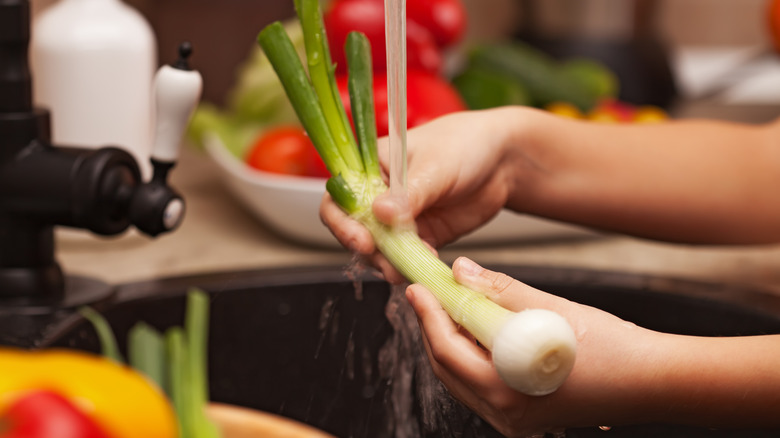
(321, 105, 780, 271)
(506, 106, 780, 244)
(407, 257, 780, 436)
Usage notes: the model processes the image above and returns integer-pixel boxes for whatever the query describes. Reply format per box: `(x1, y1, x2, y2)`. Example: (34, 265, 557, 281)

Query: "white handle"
(151, 62, 202, 163)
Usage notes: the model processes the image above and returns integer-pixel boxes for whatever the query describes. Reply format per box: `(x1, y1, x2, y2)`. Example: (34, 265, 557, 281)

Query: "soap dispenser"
(30, 0, 157, 178)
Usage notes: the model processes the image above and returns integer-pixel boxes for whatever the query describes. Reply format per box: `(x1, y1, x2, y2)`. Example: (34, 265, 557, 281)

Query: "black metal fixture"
(0, 0, 202, 314)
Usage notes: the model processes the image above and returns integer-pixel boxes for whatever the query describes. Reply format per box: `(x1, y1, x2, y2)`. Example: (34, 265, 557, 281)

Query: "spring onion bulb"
(257, 0, 577, 396)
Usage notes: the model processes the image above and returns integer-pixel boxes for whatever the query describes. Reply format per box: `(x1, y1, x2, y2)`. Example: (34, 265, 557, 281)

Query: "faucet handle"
(150, 42, 203, 164)
(129, 43, 202, 237)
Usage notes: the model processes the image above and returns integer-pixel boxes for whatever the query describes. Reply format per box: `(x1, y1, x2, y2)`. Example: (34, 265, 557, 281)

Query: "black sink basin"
(7, 265, 780, 437)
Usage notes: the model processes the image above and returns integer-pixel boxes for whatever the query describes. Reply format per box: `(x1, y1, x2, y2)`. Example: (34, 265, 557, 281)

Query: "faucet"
(0, 0, 202, 314)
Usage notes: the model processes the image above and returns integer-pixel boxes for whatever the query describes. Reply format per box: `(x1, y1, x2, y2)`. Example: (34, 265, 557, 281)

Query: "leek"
(257, 0, 576, 396)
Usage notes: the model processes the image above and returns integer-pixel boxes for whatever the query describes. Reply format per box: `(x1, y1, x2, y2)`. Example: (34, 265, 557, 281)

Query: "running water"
(384, 0, 408, 201)
(378, 284, 478, 438)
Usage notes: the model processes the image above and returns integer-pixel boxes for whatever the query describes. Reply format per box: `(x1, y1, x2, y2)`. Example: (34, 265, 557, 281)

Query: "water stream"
(385, 0, 408, 199)
(378, 284, 483, 438)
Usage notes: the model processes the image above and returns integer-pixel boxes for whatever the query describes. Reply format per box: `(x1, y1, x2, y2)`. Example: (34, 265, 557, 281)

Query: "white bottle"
(31, 0, 157, 179)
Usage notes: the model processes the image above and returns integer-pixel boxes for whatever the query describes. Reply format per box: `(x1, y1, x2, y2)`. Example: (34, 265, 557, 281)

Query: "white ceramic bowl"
(204, 134, 594, 248)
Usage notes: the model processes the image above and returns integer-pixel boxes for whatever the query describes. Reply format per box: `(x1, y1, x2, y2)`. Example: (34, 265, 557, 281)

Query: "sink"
(4, 265, 780, 437)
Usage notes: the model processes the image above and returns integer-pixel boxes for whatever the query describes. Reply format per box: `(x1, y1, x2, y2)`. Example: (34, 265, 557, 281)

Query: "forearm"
(534, 328, 780, 430)
(647, 333, 780, 427)
(502, 107, 780, 244)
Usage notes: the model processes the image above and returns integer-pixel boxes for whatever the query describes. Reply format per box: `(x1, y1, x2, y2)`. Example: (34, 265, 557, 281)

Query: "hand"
(320, 108, 534, 281)
(406, 257, 664, 436)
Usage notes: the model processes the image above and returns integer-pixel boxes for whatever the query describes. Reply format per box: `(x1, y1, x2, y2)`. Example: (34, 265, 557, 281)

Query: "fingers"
(372, 193, 416, 228)
(405, 284, 501, 393)
(451, 257, 568, 312)
(319, 193, 375, 255)
(320, 192, 409, 283)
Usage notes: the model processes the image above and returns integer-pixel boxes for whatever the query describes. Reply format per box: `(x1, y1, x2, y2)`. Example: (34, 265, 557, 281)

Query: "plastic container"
(31, 0, 157, 178)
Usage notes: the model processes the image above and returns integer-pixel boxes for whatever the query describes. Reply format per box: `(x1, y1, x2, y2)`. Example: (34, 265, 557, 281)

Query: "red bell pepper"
(0, 390, 111, 438)
(337, 70, 467, 137)
(324, 0, 444, 75)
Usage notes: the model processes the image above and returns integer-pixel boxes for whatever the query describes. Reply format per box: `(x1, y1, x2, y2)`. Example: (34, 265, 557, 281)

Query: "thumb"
(373, 192, 415, 228)
(451, 257, 562, 311)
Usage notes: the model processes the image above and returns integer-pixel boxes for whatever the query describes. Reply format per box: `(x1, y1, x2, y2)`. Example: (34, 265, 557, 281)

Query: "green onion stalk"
(82, 289, 219, 438)
(258, 0, 577, 396)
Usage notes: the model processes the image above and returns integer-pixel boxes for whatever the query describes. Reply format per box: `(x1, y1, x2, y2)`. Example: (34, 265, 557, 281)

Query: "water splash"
(378, 284, 480, 438)
(344, 322, 356, 381)
(344, 253, 367, 301)
(315, 296, 339, 359)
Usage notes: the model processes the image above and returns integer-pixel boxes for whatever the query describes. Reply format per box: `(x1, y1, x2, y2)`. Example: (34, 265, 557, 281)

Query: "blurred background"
(23, 0, 780, 287)
(29, 0, 774, 106)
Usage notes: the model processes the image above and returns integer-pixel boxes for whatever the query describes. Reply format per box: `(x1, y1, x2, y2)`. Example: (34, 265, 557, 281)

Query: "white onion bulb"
(492, 309, 578, 396)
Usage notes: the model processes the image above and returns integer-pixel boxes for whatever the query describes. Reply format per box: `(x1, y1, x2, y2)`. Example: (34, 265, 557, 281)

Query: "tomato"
(337, 70, 467, 137)
(769, 0, 780, 53)
(589, 98, 636, 122)
(1, 390, 111, 438)
(324, 0, 443, 75)
(245, 126, 330, 178)
(407, 0, 467, 48)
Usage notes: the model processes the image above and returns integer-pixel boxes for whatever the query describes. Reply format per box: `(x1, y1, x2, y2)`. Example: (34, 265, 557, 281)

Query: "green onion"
(79, 306, 124, 364)
(184, 289, 220, 438)
(166, 327, 192, 437)
(83, 289, 219, 437)
(257, 0, 577, 396)
(128, 321, 167, 392)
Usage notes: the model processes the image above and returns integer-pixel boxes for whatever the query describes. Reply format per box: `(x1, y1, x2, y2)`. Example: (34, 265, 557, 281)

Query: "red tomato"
(407, 0, 468, 48)
(337, 70, 467, 137)
(769, 0, 780, 53)
(245, 126, 330, 178)
(1, 390, 110, 438)
(589, 98, 636, 123)
(324, 0, 443, 75)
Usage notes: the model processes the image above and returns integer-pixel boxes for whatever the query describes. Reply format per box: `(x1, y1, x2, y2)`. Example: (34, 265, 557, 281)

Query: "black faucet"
(0, 0, 202, 314)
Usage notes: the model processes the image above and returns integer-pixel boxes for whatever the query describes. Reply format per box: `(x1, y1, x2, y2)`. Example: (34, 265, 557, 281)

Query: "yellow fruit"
(633, 106, 668, 123)
(545, 102, 583, 119)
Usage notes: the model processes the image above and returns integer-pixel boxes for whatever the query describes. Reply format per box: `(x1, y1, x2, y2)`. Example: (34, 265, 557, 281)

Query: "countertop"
(56, 99, 780, 294)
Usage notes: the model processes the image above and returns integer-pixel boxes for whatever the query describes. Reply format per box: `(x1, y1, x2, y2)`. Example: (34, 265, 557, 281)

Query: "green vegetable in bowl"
(257, 0, 577, 396)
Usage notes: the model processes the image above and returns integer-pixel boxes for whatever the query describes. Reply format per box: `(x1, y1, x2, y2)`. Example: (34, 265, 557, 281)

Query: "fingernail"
(455, 257, 482, 278)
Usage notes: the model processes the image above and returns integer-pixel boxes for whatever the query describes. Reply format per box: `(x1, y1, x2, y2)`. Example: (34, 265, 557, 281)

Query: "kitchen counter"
(56, 100, 780, 294)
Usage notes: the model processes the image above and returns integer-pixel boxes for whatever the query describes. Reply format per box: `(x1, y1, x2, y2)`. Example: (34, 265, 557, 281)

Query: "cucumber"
(560, 58, 619, 101)
(452, 67, 532, 110)
(465, 42, 608, 112)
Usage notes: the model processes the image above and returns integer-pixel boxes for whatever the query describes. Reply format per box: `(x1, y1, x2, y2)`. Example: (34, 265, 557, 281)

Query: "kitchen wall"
(29, 0, 773, 104)
(462, 0, 771, 46)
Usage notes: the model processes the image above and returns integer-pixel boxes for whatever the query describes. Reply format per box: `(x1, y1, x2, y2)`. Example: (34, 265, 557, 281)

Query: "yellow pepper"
(0, 348, 178, 438)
